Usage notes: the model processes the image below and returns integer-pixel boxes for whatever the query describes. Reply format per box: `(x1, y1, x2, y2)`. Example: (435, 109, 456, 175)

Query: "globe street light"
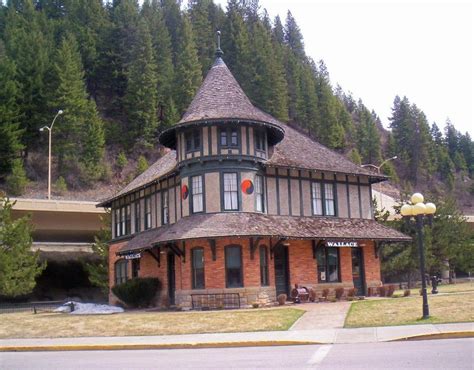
(400, 192, 436, 319)
(39, 109, 63, 200)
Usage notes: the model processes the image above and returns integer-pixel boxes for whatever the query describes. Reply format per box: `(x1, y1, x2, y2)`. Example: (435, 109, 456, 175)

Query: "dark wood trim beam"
(208, 239, 217, 261)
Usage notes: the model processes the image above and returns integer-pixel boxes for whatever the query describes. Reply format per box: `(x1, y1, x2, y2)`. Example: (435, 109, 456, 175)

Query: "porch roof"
(117, 213, 411, 255)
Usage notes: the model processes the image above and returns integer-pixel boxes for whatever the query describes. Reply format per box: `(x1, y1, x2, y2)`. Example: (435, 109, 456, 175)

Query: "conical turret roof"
(159, 57, 284, 148)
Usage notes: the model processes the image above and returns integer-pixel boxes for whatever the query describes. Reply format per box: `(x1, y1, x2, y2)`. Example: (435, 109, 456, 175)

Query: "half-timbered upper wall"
(175, 124, 269, 164)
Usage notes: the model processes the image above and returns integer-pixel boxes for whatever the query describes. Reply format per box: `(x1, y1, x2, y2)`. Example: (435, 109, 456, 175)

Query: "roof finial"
(215, 30, 223, 58)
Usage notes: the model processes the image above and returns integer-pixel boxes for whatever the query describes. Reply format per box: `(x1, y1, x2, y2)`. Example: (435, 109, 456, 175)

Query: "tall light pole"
(400, 193, 437, 319)
(361, 155, 398, 174)
(40, 110, 63, 200)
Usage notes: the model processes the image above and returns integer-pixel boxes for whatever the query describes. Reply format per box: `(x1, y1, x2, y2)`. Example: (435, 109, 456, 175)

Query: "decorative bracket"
(250, 237, 263, 260)
(168, 242, 185, 258)
(375, 241, 384, 258)
(147, 247, 161, 267)
(208, 239, 216, 261)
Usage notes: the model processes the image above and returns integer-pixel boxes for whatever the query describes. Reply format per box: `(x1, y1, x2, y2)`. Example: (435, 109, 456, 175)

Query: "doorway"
(167, 253, 176, 305)
(351, 248, 366, 296)
(274, 246, 290, 296)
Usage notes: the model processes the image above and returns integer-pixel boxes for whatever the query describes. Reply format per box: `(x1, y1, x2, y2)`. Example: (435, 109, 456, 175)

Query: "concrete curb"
(389, 331, 474, 342)
(0, 340, 320, 352)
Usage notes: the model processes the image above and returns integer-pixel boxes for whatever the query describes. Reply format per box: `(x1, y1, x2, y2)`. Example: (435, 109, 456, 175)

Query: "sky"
(213, 0, 474, 136)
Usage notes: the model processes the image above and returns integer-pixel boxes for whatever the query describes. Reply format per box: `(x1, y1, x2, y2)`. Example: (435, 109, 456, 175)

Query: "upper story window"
(191, 247, 205, 289)
(144, 196, 152, 230)
(134, 201, 141, 233)
(114, 205, 130, 237)
(191, 175, 204, 213)
(223, 173, 239, 211)
(316, 247, 340, 283)
(185, 129, 201, 152)
(311, 182, 336, 216)
(255, 175, 264, 212)
(220, 127, 239, 148)
(254, 129, 266, 152)
(162, 191, 169, 225)
(114, 259, 128, 285)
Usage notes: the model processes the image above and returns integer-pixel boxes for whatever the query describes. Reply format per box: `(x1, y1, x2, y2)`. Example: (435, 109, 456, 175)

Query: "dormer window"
(220, 127, 239, 148)
(185, 129, 201, 152)
(254, 129, 266, 152)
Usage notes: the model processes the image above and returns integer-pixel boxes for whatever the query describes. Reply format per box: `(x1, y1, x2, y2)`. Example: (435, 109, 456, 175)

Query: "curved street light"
(361, 156, 398, 174)
(39, 110, 64, 200)
(400, 193, 437, 319)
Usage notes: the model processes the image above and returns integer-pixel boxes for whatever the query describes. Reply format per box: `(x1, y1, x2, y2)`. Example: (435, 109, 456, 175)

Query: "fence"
(0, 300, 71, 314)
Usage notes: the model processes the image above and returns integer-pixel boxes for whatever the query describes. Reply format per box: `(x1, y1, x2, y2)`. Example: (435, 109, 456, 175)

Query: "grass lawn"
(0, 307, 304, 339)
(345, 291, 474, 328)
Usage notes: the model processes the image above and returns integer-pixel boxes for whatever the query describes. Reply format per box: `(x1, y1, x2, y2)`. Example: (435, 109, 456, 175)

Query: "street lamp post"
(400, 193, 437, 319)
(40, 110, 63, 200)
(361, 156, 398, 174)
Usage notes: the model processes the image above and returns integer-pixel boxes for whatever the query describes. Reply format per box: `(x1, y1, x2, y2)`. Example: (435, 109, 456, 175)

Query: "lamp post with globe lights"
(400, 193, 437, 319)
(39, 109, 63, 200)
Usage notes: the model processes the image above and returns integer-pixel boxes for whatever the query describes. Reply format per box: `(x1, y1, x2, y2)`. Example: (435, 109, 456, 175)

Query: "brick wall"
(108, 237, 382, 307)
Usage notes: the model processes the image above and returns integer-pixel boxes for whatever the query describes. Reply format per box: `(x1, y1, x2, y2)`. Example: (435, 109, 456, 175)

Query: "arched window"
(225, 245, 243, 288)
(115, 259, 128, 285)
(191, 247, 205, 289)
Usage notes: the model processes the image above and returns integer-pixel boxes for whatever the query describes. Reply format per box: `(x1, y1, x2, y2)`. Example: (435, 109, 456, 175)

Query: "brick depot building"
(99, 50, 410, 309)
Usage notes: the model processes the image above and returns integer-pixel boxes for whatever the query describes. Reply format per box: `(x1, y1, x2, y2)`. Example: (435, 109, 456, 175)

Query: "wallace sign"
(326, 241, 359, 248)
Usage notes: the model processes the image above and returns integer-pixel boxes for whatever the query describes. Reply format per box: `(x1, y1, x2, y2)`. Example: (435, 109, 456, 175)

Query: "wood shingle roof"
(118, 212, 411, 255)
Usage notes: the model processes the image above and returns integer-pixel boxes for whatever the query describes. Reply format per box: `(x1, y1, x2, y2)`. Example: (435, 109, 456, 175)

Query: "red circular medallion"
(241, 179, 254, 194)
(181, 184, 189, 200)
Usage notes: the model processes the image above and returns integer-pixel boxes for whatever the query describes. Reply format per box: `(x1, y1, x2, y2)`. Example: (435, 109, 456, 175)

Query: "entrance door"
(167, 253, 176, 305)
(351, 248, 366, 296)
(274, 246, 289, 296)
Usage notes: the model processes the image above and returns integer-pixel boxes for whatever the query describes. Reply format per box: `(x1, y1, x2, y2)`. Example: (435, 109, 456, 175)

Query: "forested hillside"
(0, 0, 473, 209)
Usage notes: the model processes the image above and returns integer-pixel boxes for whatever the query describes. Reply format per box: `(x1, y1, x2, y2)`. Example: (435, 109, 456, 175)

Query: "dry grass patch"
(345, 291, 474, 328)
(0, 307, 304, 339)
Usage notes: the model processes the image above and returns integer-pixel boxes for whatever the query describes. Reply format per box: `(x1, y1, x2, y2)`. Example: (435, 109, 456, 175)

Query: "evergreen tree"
(0, 195, 45, 297)
(142, 0, 175, 127)
(174, 16, 202, 114)
(188, 0, 214, 74)
(136, 155, 149, 176)
(349, 148, 362, 165)
(0, 54, 24, 176)
(3, 1, 53, 151)
(124, 19, 158, 147)
(160, 0, 183, 62)
(5, 159, 29, 196)
(50, 34, 105, 186)
(355, 101, 382, 164)
(284, 11, 305, 59)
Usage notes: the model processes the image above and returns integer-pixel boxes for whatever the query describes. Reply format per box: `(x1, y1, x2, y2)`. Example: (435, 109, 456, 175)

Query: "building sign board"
(326, 241, 359, 248)
(125, 253, 141, 260)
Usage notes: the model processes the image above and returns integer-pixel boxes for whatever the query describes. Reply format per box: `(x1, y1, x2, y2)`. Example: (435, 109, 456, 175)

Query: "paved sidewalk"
(0, 322, 472, 351)
(290, 301, 351, 330)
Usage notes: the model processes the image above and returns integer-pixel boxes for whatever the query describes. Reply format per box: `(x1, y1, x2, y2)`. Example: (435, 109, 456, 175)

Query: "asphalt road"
(0, 338, 472, 369)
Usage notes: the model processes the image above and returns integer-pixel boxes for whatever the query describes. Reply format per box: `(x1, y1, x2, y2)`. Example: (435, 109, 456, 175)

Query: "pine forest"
(0, 0, 473, 212)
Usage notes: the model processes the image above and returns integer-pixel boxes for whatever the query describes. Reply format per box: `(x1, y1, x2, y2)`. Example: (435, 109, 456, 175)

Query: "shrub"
(386, 285, 396, 297)
(322, 288, 330, 299)
(252, 302, 259, 308)
(136, 155, 149, 176)
(347, 288, 356, 297)
(392, 294, 402, 298)
(112, 278, 162, 308)
(309, 288, 317, 302)
(347, 297, 356, 301)
(328, 297, 337, 303)
(277, 294, 287, 305)
(377, 286, 386, 297)
(335, 287, 344, 299)
(55, 176, 67, 195)
(116, 151, 128, 175)
(404, 289, 411, 297)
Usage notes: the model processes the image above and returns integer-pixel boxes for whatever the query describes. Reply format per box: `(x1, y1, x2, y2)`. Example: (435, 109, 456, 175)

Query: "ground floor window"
(260, 246, 269, 286)
(191, 248, 205, 289)
(131, 259, 140, 278)
(316, 247, 340, 283)
(225, 245, 243, 288)
(115, 259, 128, 285)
